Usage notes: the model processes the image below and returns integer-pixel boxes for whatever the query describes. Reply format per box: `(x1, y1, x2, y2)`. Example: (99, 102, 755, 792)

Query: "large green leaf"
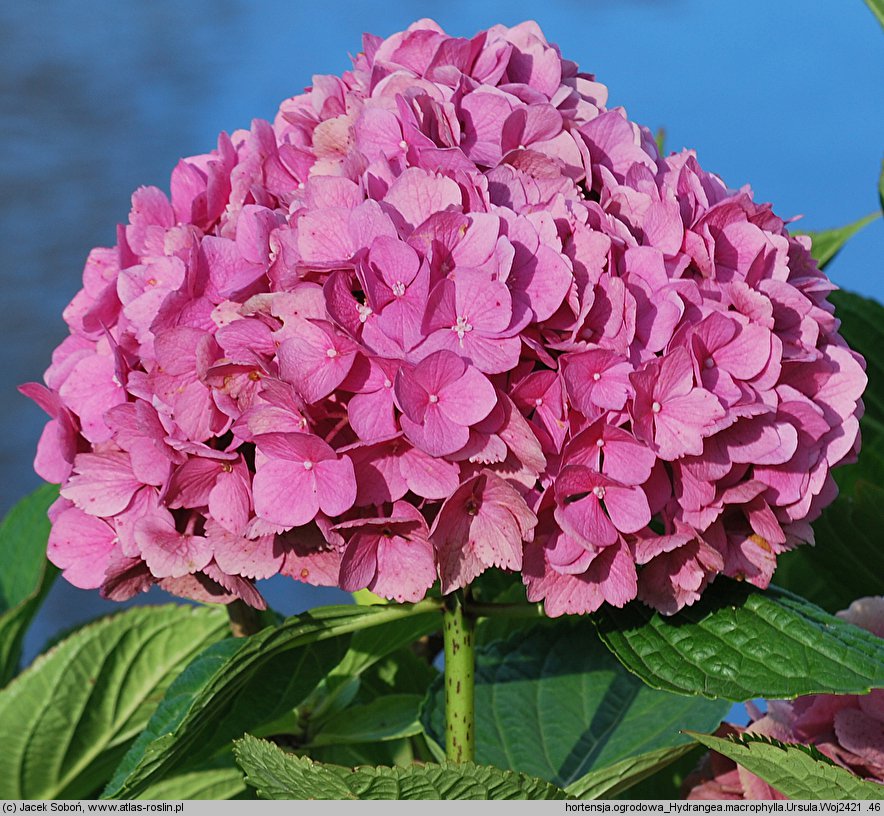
(688, 732, 884, 800)
(0, 604, 227, 800)
(233, 735, 569, 800)
(421, 622, 729, 791)
(310, 694, 423, 746)
(0, 484, 59, 684)
(565, 745, 698, 800)
(596, 580, 884, 701)
(103, 602, 441, 799)
(800, 212, 880, 270)
(135, 756, 248, 800)
(609, 746, 705, 800)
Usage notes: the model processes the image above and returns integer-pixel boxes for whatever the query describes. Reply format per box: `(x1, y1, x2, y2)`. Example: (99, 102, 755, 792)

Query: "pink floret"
(22, 19, 865, 611)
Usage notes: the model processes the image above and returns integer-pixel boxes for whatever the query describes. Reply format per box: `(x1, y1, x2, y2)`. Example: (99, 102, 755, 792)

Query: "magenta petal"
(339, 535, 380, 593)
(555, 495, 618, 548)
(313, 456, 357, 517)
(278, 319, 357, 404)
(399, 447, 460, 499)
(134, 510, 213, 578)
(654, 389, 725, 460)
(400, 405, 468, 457)
(603, 484, 651, 534)
(208, 464, 252, 535)
(438, 365, 497, 426)
(208, 521, 282, 580)
(253, 459, 319, 528)
(372, 532, 437, 602)
(348, 388, 398, 443)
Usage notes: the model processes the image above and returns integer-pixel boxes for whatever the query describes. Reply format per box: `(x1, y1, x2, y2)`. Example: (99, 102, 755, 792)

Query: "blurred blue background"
(1, 0, 881, 675)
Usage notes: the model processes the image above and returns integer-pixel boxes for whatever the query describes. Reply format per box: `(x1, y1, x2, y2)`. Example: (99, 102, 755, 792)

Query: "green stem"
(465, 601, 545, 620)
(443, 591, 475, 763)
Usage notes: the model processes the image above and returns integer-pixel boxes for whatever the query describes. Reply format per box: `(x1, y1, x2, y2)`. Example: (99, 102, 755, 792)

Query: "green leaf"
(865, 0, 884, 30)
(799, 211, 880, 270)
(565, 745, 698, 800)
(328, 604, 441, 684)
(310, 694, 423, 746)
(135, 756, 249, 800)
(596, 580, 884, 701)
(830, 290, 884, 447)
(0, 604, 227, 800)
(233, 735, 569, 800)
(103, 602, 441, 799)
(421, 622, 729, 790)
(310, 738, 418, 770)
(654, 127, 667, 156)
(356, 646, 438, 701)
(0, 484, 59, 684)
(688, 732, 884, 800)
(775, 480, 884, 612)
(610, 746, 704, 800)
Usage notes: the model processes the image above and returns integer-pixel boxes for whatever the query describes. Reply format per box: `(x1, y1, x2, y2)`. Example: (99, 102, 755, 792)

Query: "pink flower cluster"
(683, 597, 884, 799)
(22, 19, 865, 613)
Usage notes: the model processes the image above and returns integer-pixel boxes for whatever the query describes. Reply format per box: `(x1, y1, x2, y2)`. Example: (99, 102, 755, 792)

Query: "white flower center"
(534, 397, 543, 407)
(428, 394, 439, 404)
(596, 438, 605, 448)
(452, 315, 473, 341)
(383, 378, 393, 389)
(592, 372, 601, 381)
(392, 281, 406, 297)
(326, 348, 338, 358)
(357, 303, 372, 323)
(652, 401, 662, 413)
(303, 460, 314, 471)
(593, 486, 606, 499)
(399, 139, 408, 150)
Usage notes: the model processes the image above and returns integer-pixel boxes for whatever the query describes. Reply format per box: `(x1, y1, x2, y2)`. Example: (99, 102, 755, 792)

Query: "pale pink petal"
(47, 507, 117, 589)
(134, 510, 213, 578)
(61, 452, 141, 517)
(252, 459, 320, 528)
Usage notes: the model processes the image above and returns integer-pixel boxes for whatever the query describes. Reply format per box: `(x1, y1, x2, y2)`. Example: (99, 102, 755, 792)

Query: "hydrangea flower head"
(23, 19, 865, 614)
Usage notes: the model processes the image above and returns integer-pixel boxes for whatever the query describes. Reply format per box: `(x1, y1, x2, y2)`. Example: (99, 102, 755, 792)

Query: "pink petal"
(382, 167, 462, 233)
(134, 510, 213, 578)
(61, 452, 141, 517)
(47, 507, 117, 589)
(604, 484, 651, 534)
(278, 319, 357, 404)
(313, 456, 358, 517)
(400, 405, 468, 457)
(252, 459, 320, 528)
(207, 521, 283, 580)
(438, 364, 497, 426)
(654, 389, 726, 460)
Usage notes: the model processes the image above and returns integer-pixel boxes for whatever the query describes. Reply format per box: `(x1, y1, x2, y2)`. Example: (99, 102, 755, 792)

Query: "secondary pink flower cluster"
(23, 19, 866, 613)
(683, 597, 884, 799)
